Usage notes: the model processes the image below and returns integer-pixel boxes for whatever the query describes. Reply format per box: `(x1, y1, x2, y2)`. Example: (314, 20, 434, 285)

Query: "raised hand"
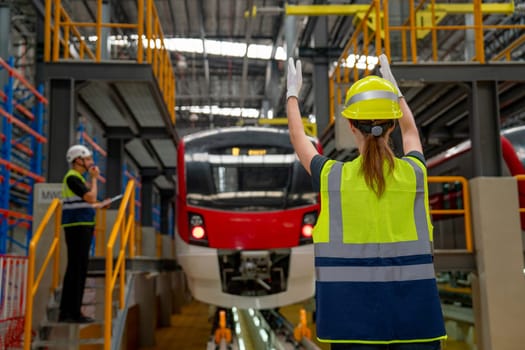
(379, 54, 402, 97)
(287, 58, 303, 100)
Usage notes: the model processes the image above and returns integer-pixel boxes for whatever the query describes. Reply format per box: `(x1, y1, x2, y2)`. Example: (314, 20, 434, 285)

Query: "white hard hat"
(66, 144, 92, 163)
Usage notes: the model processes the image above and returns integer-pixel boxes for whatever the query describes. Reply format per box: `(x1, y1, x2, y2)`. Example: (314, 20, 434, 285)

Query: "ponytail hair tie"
(371, 125, 383, 137)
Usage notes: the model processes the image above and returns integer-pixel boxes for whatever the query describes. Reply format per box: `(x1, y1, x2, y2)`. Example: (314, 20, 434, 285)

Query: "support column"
(106, 138, 126, 197)
(469, 177, 525, 350)
(101, 1, 111, 60)
(0, 4, 10, 88)
(387, 0, 409, 60)
(266, 60, 281, 115)
(160, 190, 174, 235)
(464, 15, 475, 60)
(157, 273, 172, 327)
(312, 15, 330, 137)
(47, 79, 76, 182)
(285, 5, 297, 59)
(35, 12, 46, 87)
(135, 274, 156, 347)
(140, 175, 154, 227)
(469, 81, 502, 177)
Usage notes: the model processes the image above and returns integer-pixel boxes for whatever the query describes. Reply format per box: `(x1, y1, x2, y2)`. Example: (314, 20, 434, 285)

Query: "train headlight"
(300, 212, 317, 245)
(191, 226, 206, 239)
(189, 213, 208, 246)
(301, 224, 313, 238)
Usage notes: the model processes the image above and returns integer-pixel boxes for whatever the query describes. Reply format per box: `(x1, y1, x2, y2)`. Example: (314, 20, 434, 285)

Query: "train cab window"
(185, 158, 316, 211)
(183, 130, 318, 211)
(212, 166, 289, 192)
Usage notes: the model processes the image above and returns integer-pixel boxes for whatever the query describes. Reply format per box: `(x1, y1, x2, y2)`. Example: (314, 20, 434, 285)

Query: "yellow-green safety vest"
(61, 169, 95, 227)
(314, 155, 446, 344)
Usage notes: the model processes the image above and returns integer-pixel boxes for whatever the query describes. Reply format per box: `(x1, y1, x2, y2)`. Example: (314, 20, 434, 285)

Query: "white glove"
(287, 58, 302, 100)
(379, 54, 402, 97)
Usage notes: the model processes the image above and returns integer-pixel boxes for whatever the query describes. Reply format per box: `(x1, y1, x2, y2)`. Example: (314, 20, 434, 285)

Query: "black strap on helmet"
(352, 120, 394, 137)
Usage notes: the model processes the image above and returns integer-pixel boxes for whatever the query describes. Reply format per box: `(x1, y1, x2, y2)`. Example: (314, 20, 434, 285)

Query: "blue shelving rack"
(0, 56, 47, 254)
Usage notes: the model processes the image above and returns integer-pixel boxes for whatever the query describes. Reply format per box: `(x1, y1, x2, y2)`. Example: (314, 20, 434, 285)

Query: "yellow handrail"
(428, 176, 473, 253)
(156, 232, 162, 258)
(330, 0, 381, 124)
(491, 33, 525, 61)
(95, 207, 107, 256)
(104, 180, 135, 350)
(44, 0, 176, 123)
(23, 198, 111, 349)
(327, 0, 523, 127)
(23, 199, 62, 350)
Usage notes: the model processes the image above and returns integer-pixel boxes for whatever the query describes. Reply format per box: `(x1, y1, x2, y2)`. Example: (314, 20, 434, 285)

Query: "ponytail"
(351, 120, 395, 197)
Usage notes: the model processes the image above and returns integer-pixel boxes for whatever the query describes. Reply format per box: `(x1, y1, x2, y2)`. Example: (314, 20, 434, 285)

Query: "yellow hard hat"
(341, 75, 402, 120)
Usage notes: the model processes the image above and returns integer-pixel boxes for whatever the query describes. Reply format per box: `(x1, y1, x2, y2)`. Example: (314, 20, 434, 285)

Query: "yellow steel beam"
(284, 2, 514, 16)
(250, 2, 515, 18)
(284, 4, 370, 16)
(257, 118, 317, 137)
(433, 2, 514, 15)
(253, 2, 514, 41)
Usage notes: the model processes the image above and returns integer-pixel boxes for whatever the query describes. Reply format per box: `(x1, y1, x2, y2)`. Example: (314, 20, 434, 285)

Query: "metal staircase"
(29, 255, 179, 349)
(30, 271, 132, 349)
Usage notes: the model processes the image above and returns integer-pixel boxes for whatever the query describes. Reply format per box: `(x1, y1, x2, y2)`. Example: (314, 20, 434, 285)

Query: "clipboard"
(109, 194, 123, 204)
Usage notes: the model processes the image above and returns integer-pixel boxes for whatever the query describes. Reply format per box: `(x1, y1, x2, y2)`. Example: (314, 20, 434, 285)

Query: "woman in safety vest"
(286, 55, 446, 349)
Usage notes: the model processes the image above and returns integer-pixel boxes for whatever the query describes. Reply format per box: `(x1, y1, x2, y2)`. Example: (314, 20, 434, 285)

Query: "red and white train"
(175, 126, 320, 309)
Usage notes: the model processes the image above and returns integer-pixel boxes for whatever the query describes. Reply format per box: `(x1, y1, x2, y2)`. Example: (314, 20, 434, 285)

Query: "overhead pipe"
(239, 0, 255, 118)
(196, 0, 212, 126)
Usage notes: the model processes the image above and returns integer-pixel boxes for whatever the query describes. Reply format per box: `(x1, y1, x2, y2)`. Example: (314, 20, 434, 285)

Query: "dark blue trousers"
(59, 225, 93, 318)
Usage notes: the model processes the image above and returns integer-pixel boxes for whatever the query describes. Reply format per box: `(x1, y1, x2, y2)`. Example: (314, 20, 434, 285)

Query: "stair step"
(48, 299, 118, 308)
(32, 337, 104, 347)
(40, 319, 104, 327)
(55, 283, 121, 291)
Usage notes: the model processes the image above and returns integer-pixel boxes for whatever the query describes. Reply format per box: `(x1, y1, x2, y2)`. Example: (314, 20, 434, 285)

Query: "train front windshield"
(185, 147, 317, 211)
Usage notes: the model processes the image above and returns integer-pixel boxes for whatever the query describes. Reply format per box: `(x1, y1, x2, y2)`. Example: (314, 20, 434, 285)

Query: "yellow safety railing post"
(53, 204, 62, 289)
(409, 0, 417, 63)
(104, 237, 113, 350)
(431, 0, 438, 61)
(24, 247, 36, 350)
(374, 0, 381, 56)
(156, 233, 162, 258)
(146, 0, 152, 63)
(44, 0, 51, 62)
(63, 21, 70, 59)
(24, 199, 62, 350)
(96, 0, 102, 61)
(104, 180, 135, 350)
(473, 0, 485, 63)
(328, 79, 334, 124)
(52, 0, 61, 61)
(428, 176, 473, 253)
(130, 193, 135, 257)
(137, 0, 144, 63)
(119, 217, 125, 309)
(382, 0, 390, 59)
